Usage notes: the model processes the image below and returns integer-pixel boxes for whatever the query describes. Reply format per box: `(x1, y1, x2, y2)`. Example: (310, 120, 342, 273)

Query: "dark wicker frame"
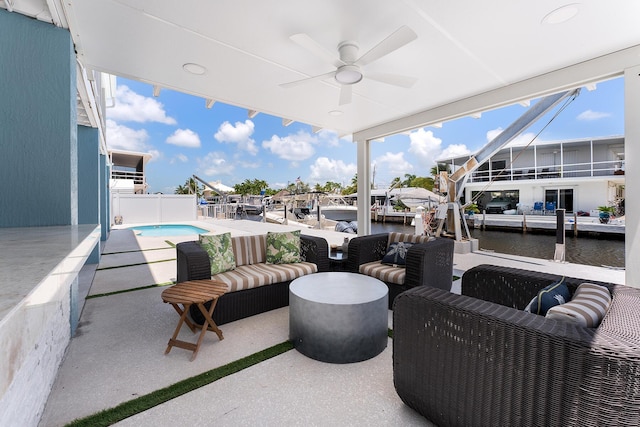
(176, 234, 329, 325)
(346, 233, 454, 308)
(393, 264, 640, 427)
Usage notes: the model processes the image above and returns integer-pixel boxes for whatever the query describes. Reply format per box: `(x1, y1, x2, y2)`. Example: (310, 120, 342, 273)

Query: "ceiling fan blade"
(339, 85, 352, 105)
(280, 70, 336, 89)
(355, 26, 417, 67)
(366, 72, 418, 88)
(290, 33, 345, 68)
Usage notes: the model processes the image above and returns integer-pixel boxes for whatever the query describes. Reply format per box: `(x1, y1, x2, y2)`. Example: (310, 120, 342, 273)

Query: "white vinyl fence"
(111, 193, 197, 225)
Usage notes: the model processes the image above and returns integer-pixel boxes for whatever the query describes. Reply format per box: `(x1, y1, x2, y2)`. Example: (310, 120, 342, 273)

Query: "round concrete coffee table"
(289, 272, 388, 364)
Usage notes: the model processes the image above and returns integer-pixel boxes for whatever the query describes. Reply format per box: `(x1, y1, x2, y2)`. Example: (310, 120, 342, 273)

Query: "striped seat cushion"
(211, 264, 273, 292)
(231, 235, 267, 266)
(359, 260, 405, 285)
(254, 262, 318, 283)
(387, 232, 434, 249)
(546, 282, 612, 328)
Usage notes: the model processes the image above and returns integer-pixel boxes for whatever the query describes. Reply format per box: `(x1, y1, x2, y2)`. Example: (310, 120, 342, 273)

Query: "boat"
(390, 187, 444, 210)
(319, 196, 358, 221)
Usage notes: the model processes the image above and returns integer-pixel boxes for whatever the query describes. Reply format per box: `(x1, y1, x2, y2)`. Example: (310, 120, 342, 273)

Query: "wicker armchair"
(393, 264, 640, 427)
(346, 233, 454, 308)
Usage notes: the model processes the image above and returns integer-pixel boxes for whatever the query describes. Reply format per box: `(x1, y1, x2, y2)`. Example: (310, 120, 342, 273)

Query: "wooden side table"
(161, 280, 228, 361)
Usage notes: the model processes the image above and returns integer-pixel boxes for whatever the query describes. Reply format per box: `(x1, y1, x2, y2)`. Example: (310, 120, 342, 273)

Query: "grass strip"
(165, 240, 176, 247)
(65, 341, 294, 427)
(102, 247, 173, 255)
(96, 258, 176, 271)
(86, 282, 175, 299)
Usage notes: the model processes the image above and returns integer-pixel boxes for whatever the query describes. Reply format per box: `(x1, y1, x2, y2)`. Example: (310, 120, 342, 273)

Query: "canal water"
(371, 222, 625, 268)
(248, 215, 624, 268)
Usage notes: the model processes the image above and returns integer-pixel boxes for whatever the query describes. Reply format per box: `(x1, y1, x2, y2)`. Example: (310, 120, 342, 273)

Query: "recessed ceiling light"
(542, 3, 580, 25)
(329, 110, 343, 116)
(183, 63, 207, 75)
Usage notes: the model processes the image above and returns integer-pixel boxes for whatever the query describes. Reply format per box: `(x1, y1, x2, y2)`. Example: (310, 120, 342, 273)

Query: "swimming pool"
(128, 224, 210, 237)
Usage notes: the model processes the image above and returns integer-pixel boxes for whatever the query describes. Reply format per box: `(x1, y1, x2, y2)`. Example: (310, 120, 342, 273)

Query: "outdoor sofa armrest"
(404, 237, 454, 290)
(461, 264, 613, 310)
(300, 234, 330, 272)
(345, 233, 389, 273)
(393, 285, 640, 427)
(176, 241, 211, 283)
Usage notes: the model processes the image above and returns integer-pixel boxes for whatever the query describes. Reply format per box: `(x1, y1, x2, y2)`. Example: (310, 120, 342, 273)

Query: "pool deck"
(37, 219, 624, 426)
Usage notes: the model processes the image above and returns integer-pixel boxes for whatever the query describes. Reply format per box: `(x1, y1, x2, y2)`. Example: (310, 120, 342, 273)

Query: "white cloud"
(486, 128, 503, 142)
(374, 152, 414, 177)
(577, 109, 611, 121)
(106, 119, 150, 151)
(262, 130, 316, 161)
(440, 144, 470, 159)
(408, 129, 445, 167)
(166, 128, 201, 148)
(309, 157, 357, 184)
(107, 85, 176, 124)
(405, 127, 472, 166)
(147, 149, 162, 163)
(317, 129, 344, 147)
(170, 153, 189, 164)
(237, 160, 261, 169)
(197, 152, 235, 176)
(214, 120, 258, 155)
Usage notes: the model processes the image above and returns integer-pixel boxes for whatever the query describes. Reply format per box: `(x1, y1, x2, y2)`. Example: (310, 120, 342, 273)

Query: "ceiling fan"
(281, 26, 418, 105)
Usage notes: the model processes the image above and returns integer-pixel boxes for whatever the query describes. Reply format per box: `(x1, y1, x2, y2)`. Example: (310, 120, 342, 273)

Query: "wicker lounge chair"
(346, 232, 454, 308)
(393, 264, 640, 426)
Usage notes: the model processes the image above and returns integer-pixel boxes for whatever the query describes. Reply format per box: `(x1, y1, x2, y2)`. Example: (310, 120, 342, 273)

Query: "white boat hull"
(321, 206, 358, 222)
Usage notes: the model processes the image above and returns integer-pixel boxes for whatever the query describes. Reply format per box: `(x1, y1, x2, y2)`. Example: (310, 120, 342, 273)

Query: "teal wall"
(100, 155, 110, 242)
(78, 125, 101, 263)
(0, 10, 77, 227)
(78, 126, 99, 225)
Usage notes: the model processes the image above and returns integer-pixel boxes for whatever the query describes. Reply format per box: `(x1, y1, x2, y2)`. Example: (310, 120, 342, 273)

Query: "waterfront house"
(439, 136, 626, 215)
(109, 149, 152, 195)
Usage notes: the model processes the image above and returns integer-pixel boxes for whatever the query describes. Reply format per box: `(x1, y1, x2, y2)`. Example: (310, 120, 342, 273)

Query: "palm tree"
(402, 174, 416, 187)
(430, 163, 451, 177)
(174, 178, 203, 197)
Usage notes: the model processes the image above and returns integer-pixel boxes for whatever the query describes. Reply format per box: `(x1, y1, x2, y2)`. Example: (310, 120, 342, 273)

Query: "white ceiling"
(5, 0, 640, 137)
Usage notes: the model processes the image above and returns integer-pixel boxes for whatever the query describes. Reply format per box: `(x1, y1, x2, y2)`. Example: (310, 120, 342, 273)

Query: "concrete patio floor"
(39, 224, 432, 426)
(39, 219, 625, 426)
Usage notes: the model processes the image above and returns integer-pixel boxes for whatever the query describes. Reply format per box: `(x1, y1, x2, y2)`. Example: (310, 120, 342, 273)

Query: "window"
(545, 189, 574, 213)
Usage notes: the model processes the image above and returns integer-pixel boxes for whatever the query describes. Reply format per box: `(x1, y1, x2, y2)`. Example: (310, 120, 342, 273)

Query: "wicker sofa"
(346, 232, 454, 308)
(176, 233, 329, 325)
(393, 264, 640, 427)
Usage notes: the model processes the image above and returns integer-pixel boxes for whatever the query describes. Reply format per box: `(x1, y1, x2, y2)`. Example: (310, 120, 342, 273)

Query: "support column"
(356, 139, 372, 236)
(625, 67, 640, 287)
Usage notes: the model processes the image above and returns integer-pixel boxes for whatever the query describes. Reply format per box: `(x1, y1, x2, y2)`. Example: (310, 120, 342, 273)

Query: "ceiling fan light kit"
(335, 64, 363, 85)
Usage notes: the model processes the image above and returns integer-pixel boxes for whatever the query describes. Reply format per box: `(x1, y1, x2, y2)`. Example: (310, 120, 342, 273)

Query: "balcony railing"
(468, 160, 624, 183)
(111, 170, 145, 185)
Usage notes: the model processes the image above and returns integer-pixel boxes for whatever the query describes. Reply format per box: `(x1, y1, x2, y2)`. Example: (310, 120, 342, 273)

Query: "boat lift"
(434, 88, 580, 242)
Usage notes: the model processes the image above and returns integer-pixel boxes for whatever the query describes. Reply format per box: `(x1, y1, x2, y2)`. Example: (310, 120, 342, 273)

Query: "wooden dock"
(471, 213, 624, 236)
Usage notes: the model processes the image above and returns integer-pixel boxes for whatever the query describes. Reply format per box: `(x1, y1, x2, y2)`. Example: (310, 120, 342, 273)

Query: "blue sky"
(106, 77, 624, 194)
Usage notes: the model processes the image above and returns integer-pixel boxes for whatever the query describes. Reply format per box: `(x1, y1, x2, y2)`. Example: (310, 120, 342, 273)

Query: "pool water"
(128, 224, 210, 237)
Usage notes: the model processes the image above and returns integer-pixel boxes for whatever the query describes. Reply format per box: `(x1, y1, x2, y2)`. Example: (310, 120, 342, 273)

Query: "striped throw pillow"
(546, 282, 611, 328)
